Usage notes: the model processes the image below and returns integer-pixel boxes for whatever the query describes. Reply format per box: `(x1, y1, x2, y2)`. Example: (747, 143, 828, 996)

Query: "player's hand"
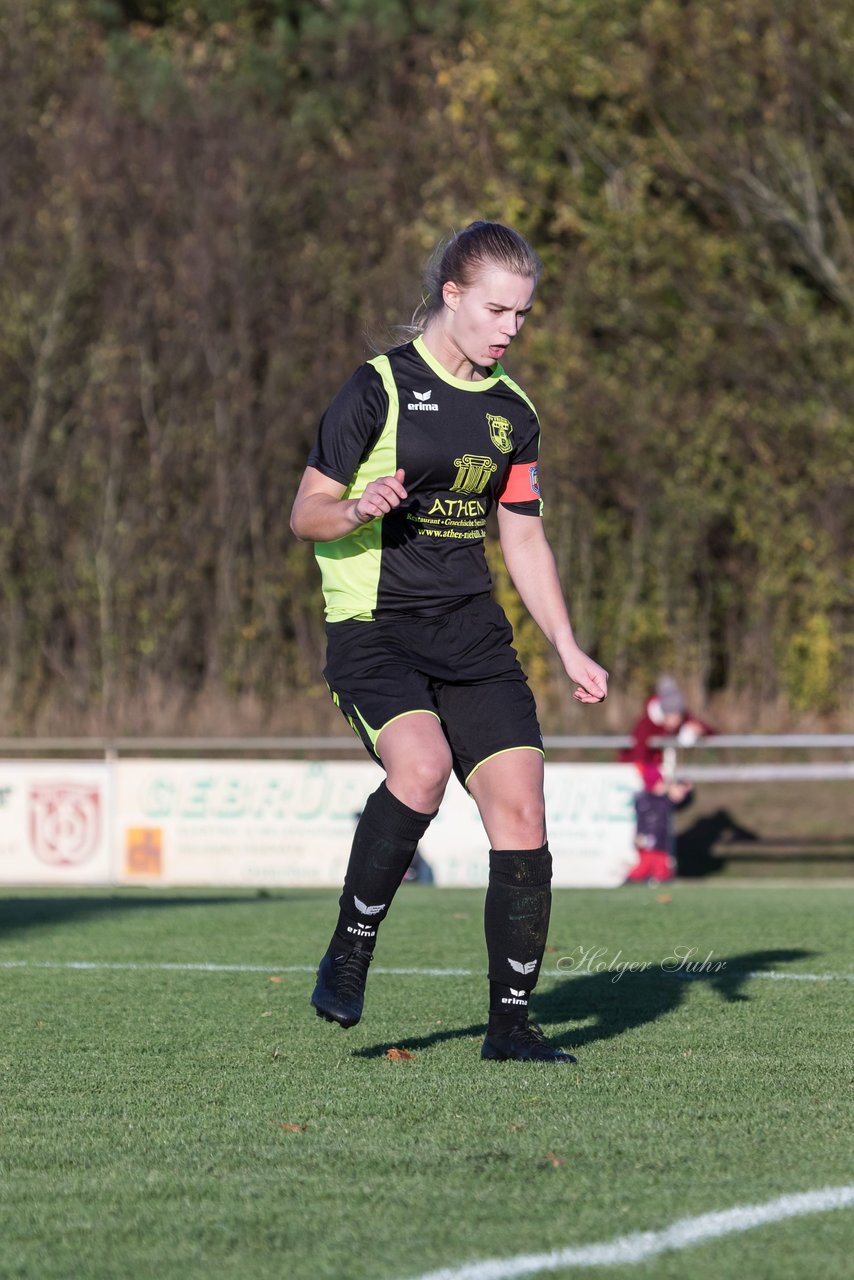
(353, 469, 407, 523)
(563, 646, 609, 703)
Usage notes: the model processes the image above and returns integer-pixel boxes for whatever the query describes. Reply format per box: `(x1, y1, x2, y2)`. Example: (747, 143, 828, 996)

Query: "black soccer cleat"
(311, 946, 373, 1029)
(481, 1022, 577, 1063)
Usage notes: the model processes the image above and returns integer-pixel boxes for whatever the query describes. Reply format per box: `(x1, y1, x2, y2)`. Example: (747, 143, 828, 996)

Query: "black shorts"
(323, 594, 543, 788)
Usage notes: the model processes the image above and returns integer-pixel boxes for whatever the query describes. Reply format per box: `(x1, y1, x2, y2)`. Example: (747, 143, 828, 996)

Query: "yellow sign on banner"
(125, 826, 163, 878)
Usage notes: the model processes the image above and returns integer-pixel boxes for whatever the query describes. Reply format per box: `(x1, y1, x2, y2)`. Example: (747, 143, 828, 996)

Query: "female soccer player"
(290, 221, 608, 1062)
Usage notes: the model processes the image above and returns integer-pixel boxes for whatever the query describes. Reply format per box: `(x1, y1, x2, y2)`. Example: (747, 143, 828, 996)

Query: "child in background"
(621, 676, 715, 884)
(627, 776, 692, 883)
(621, 676, 714, 775)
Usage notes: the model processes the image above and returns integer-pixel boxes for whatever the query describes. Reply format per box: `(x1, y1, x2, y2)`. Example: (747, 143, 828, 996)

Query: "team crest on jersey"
(450, 453, 497, 495)
(529, 463, 540, 496)
(486, 413, 513, 453)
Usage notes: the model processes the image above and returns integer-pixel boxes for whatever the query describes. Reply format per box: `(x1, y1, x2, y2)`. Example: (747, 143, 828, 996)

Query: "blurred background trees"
(0, 0, 851, 733)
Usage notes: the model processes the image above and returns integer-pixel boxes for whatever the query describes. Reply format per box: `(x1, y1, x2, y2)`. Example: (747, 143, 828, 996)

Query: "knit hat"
(656, 675, 685, 716)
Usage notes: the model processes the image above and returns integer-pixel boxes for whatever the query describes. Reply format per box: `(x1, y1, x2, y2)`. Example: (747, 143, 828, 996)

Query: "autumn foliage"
(1, 1, 851, 732)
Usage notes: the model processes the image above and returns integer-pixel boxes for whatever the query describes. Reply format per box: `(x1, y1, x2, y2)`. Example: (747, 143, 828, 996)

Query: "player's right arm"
(290, 466, 407, 542)
(291, 362, 407, 542)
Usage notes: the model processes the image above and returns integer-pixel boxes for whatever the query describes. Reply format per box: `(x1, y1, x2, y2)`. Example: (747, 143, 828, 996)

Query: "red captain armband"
(499, 461, 541, 505)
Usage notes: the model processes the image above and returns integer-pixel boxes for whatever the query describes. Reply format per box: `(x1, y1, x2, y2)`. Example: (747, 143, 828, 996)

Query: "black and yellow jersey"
(307, 335, 542, 621)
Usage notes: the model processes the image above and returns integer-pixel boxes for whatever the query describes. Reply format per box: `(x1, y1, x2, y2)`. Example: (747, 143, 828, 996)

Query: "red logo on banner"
(29, 783, 102, 866)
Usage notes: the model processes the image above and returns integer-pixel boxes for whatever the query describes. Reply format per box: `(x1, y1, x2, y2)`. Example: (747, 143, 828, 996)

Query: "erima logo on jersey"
(354, 896, 385, 916)
(408, 389, 439, 411)
(508, 958, 537, 975)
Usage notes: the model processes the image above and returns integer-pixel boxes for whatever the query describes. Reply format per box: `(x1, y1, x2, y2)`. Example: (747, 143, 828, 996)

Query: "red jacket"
(620, 695, 716, 790)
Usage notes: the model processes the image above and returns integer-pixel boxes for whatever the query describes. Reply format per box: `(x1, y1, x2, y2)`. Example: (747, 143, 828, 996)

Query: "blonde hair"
(410, 221, 542, 332)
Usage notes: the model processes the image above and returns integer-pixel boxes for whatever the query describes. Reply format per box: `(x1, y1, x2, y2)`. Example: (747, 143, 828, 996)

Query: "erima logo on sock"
(408, 389, 438, 411)
(502, 988, 529, 1006)
(347, 922, 376, 938)
(354, 896, 385, 916)
(508, 958, 537, 975)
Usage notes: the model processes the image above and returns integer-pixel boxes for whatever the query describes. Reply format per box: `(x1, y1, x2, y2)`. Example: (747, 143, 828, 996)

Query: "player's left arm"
(497, 505, 608, 704)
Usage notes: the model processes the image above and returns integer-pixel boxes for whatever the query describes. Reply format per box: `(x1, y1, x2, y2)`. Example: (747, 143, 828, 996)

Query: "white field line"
(0, 960, 852, 981)
(405, 1185, 854, 1280)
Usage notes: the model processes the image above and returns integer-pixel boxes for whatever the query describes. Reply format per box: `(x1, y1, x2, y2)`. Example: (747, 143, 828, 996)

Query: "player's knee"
(520, 800, 547, 842)
(496, 794, 546, 844)
(387, 752, 452, 812)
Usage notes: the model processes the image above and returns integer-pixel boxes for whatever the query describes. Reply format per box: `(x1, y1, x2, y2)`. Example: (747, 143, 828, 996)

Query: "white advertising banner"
(420, 763, 641, 888)
(0, 758, 640, 887)
(0, 761, 112, 885)
(114, 759, 378, 887)
(113, 759, 640, 889)
(548, 763, 642, 886)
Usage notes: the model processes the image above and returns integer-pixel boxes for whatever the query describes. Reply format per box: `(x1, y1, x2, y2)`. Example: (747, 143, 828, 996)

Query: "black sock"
(484, 845, 552, 1032)
(331, 782, 436, 953)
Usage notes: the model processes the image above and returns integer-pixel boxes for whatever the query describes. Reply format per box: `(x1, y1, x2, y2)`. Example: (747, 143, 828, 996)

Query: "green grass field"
(1, 884, 852, 1280)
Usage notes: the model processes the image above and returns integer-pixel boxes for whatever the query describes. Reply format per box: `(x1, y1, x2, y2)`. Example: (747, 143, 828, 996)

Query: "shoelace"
(507, 1022, 549, 1049)
(332, 949, 373, 1001)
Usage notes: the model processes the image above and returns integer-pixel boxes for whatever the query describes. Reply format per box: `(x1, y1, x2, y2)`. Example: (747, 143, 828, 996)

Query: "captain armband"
(498, 462, 541, 509)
